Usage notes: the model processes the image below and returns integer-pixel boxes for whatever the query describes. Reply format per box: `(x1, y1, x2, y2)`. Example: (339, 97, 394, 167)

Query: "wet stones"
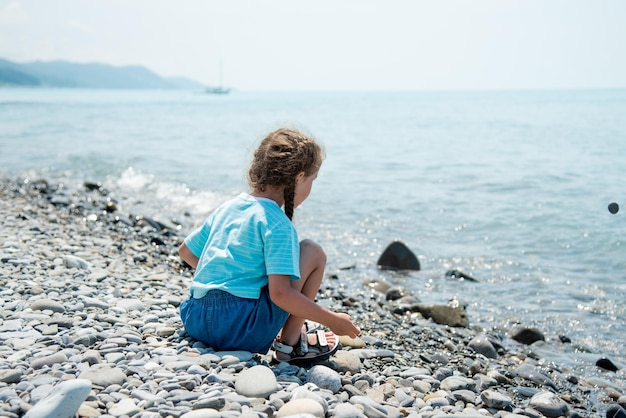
(0, 177, 620, 418)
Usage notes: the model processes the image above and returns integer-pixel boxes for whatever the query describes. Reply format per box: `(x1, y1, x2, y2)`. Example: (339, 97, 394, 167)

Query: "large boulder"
(376, 241, 420, 271)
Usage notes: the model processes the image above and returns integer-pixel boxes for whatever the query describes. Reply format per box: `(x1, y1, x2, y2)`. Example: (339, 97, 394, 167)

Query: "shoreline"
(0, 176, 624, 418)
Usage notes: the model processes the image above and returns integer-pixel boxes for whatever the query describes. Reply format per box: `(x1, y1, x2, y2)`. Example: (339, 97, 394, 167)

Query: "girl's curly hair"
(248, 128, 323, 220)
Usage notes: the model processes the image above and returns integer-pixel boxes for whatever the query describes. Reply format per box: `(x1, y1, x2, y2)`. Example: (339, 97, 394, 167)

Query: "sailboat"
(204, 85, 231, 94)
(205, 61, 231, 94)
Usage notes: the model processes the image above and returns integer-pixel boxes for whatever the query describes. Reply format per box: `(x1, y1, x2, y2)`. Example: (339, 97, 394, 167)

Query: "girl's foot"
(272, 329, 340, 366)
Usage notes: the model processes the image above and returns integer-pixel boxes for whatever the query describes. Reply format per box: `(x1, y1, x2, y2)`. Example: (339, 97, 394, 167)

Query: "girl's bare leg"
(279, 239, 338, 348)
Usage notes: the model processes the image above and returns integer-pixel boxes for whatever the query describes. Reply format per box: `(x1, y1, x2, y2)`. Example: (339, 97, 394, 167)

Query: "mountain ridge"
(0, 58, 206, 90)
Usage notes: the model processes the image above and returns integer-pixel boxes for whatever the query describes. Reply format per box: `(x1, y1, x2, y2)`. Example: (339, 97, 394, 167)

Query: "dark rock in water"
(445, 269, 478, 282)
(606, 403, 626, 418)
(511, 326, 545, 345)
(596, 357, 619, 372)
(84, 181, 102, 190)
(339, 264, 356, 270)
(559, 335, 572, 343)
(376, 241, 420, 271)
(83, 181, 108, 195)
(385, 286, 409, 301)
(412, 304, 469, 327)
(32, 178, 49, 193)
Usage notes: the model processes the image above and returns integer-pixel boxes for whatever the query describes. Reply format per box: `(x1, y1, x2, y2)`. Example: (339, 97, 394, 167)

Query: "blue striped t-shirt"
(184, 193, 300, 299)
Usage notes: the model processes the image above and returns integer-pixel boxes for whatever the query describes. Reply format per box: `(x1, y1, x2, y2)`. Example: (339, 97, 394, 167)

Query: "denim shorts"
(179, 287, 289, 354)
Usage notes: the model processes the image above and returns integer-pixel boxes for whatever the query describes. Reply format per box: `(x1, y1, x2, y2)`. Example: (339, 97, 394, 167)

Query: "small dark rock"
(339, 264, 356, 270)
(607, 403, 626, 418)
(84, 181, 103, 192)
(385, 286, 409, 301)
(151, 236, 166, 246)
(445, 269, 478, 282)
(596, 357, 619, 372)
(104, 200, 117, 213)
(511, 326, 545, 345)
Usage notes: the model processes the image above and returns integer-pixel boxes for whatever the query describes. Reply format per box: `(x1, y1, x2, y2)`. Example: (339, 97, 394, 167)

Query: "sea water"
(1, 87, 625, 377)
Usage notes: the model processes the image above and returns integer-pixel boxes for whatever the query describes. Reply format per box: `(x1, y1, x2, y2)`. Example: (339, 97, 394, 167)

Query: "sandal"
(276, 320, 322, 341)
(272, 329, 340, 366)
(303, 320, 322, 333)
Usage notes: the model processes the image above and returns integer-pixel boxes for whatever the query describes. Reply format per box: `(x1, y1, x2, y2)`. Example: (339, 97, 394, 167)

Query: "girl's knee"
(300, 239, 326, 264)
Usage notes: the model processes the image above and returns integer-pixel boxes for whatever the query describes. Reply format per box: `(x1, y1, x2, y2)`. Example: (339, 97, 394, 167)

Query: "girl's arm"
(268, 274, 360, 338)
(178, 242, 199, 269)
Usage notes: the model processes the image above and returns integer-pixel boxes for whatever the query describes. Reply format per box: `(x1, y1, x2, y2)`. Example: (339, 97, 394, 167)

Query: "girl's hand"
(329, 312, 360, 338)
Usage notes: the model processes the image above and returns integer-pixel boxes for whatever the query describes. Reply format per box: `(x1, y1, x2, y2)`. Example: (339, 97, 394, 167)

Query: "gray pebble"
(529, 391, 569, 417)
(468, 336, 498, 359)
(480, 389, 512, 409)
(108, 398, 140, 417)
(30, 352, 68, 370)
(277, 398, 324, 418)
(307, 365, 342, 394)
(0, 370, 23, 384)
(79, 366, 127, 387)
(63, 255, 89, 269)
(29, 299, 65, 313)
(349, 396, 388, 418)
(180, 410, 221, 418)
(440, 376, 475, 392)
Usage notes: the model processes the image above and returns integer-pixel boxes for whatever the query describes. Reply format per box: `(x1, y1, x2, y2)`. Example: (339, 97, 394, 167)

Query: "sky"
(1, 0, 625, 91)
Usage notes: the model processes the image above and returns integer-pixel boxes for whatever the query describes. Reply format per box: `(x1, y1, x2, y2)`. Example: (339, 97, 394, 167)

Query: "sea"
(1, 87, 625, 381)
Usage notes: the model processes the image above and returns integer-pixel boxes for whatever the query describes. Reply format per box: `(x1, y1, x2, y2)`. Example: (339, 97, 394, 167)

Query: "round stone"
(307, 365, 342, 394)
(468, 336, 498, 358)
(529, 391, 569, 417)
(277, 398, 325, 418)
(234, 365, 278, 398)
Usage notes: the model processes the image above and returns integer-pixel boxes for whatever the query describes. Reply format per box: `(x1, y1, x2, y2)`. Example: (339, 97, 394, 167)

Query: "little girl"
(178, 128, 360, 365)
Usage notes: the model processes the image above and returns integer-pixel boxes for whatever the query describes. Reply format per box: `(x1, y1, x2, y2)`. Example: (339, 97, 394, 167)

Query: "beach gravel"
(1, 176, 624, 418)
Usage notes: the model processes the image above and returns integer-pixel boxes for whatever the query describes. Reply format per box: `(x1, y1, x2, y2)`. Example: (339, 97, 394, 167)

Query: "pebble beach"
(1, 176, 625, 418)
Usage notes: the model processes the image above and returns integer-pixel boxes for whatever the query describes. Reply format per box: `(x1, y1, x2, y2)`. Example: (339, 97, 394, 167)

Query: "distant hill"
(0, 58, 206, 90)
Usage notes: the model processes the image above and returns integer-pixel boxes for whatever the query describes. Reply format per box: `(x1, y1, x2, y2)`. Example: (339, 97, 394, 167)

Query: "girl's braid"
(283, 178, 297, 221)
